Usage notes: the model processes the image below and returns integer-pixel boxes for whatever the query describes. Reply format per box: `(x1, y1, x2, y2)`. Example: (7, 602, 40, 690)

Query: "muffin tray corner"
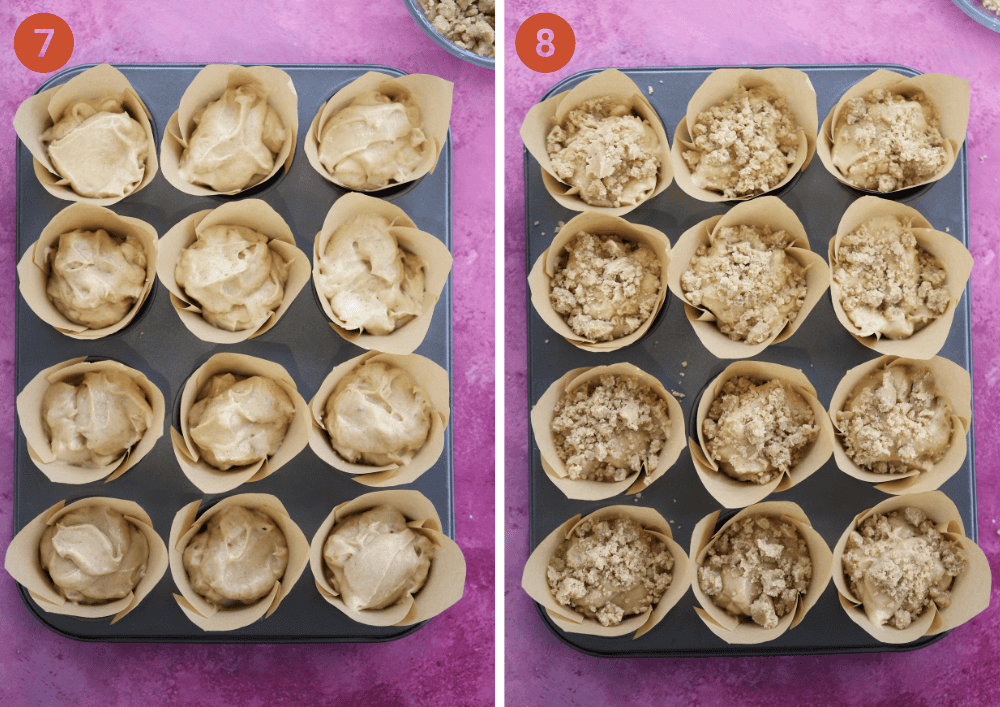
(14, 62, 454, 643)
(525, 64, 976, 658)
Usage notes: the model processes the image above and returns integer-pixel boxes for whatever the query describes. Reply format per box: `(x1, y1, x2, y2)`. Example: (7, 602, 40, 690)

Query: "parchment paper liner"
(670, 68, 818, 203)
(308, 490, 466, 626)
(815, 69, 970, 194)
(160, 64, 298, 196)
(828, 355, 971, 494)
(828, 196, 973, 359)
(16, 357, 165, 484)
(308, 351, 450, 487)
(666, 196, 830, 359)
(157, 199, 310, 343)
(530, 364, 686, 500)
(170, 353, 310, 494)
(528, 212, 671, 352)
(831, 490, 990, 644)
(168, 493, 309, 631)
(690, 362, 834, 509)
(4, 497, 168, 623)
(312, 193, 453, 355)
(690, 501, 832, 644)
(17, 202, 159, 339)
(519, 69, 673, 216)
(521, 505, 690, 639)
(12, 63, 159, 205)
(304, 72, 453, 191)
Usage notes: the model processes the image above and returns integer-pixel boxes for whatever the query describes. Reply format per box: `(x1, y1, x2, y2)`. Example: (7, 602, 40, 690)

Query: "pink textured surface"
(0, 2, 494, 706)
(505, 1, 1000, 705)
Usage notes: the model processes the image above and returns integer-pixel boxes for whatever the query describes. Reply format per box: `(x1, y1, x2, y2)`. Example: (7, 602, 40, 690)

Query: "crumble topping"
(546, 97, 661, 208)
(680, 225, 807, 344)
(703, 377, 819, 484)
(546, 516, 674, 627)
(833, 215, 949, 340)
(836, 364, 953, 475)
(551, 373, 670, 482)
(698, 515, 812, 630)
(842, 507, 965, 630)
(832, 89, 948, 192)
(682, 86, 799, 199)
(549, 231, 661, 342)
(417, 0, 495, 58)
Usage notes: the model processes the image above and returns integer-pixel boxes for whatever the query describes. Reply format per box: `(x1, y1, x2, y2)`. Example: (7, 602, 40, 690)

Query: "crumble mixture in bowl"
(690, 501, 832, 644)
(829, 355, 971, 495)
(528, 211, 672, 352)
(689, 361, 834, 509)
(667, 196, 830, 359)
(671, 68, 818, 203)
(520, 69, 672, 216)
(831, 491, 991, 645)
(408, 0, 495, 66)
(829, 196, 973, 359)
(521, 506, 691, 639)
(817, 69, 970, 195)
(531, 363, 685, 501)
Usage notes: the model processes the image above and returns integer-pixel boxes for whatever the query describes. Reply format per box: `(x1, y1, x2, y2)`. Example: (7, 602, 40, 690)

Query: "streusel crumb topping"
(680, 225, 807, 345)
(550, 232, 661, 342)
(546, 516, 674, 627)
(682, 86, 799, 199)
(551, 373, 670, 482)
(842, 507, 965, 630)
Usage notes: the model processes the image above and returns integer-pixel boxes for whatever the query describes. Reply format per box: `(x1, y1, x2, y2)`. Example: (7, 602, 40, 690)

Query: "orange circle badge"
(15, 13, 74, 74)
(515, 13, 575, 74)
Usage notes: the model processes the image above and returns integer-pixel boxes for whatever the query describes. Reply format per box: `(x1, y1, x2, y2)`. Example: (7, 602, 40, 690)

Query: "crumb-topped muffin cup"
(308, 351, 450, 487)
(690, 501, 832, 644)
(828, 355, 971, 495)
(691, 362, 834, 509)
(670, 68, 818, 203)
(527, 212, 671, 352)
(13, 64, 158, 205)
(666, 196, 830, 359)
(519, 69, 673, 216)
(530, 363, 686, 501)
(4, 497, 168, 623)
(312, 194, 453, 355)
(304, 71, 453, 191)
(171, 353, 310, 495)
(169, 493, 310, 632)
(828, 197, 973, 359)
(157, 199, 310, 344)
(521, 505, 691, 639)
(831, 491, 990, 644)
(18, 203, 158, 339)
(160, 64, 298, 197)
(16, 357, 165, 485)
(308, 489, 466, 627)
(816, 70, 970, 195)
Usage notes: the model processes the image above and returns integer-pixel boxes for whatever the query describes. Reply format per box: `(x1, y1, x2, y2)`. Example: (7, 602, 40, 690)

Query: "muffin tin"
(14, 63, 454, 642)
(525, 64, 976, 657)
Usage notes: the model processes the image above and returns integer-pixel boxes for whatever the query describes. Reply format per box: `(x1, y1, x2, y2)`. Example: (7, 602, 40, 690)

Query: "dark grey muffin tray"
(14, 63, 453, 642)
(525, 64, 975, 657)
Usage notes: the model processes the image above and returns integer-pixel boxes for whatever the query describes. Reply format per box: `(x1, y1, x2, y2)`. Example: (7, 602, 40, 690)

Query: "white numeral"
(536, 28, 555, 58)
(34, 28, 55, 57)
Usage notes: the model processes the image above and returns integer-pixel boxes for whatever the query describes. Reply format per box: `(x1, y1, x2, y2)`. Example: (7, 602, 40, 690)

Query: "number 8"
(536, 28, 555, 58)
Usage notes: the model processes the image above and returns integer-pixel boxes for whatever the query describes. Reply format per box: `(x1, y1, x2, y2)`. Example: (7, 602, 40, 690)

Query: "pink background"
(504, 1, 1000, 705)
(0, 1, 494, 706)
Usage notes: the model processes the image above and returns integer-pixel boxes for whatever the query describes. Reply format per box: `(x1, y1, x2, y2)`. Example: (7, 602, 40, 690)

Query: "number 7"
(34, 28, 55, 58)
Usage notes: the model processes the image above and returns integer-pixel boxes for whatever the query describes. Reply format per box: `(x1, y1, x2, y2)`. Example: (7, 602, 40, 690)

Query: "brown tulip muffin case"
(525, 64, 975, 657)
(14, 63, 455, 643)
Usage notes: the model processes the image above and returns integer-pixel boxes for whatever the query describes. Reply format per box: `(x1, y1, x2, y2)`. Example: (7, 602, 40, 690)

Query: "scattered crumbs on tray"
(544, 339, 549, 344)
(659, 80, 663, 84)
(556, 220, 565, 232)
(648, 86, 653, 94)
(681, 361, 687, 367)
(946, 227, 950, 232)
(635, 492, 642, 499)
(534, 221, 540, 226)
(541, 232, 545, 236)
(671, 389, 685, 398)
(680, 372, 685, 377)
